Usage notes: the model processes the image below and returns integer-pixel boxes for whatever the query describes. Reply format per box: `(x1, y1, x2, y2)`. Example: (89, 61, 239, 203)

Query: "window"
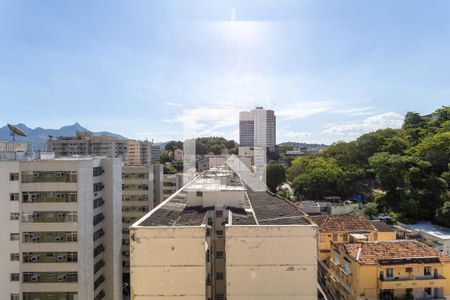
(10, 294, 19, 300)
(216, 272, 224, 280)
(319, 235, 325, 243)
(425, 288, 432, 295)
(332, 234, 338, 242)
(10, 173, 19, 181)
(196, 191, 203, 197)
(216, 230, 224, 237)
(10, 233, 19, 241)
(10, 273, 19, 281)
(386, 268, 394, 278)
(216, 251, 224, 259)
(10, 213, 19, 220)
(10, 253, 19, 261)
(424, 266, 431, 276)
(10, 193, 19, 201)
(405, 267, 413, 273)
(216, 210, 223, 217)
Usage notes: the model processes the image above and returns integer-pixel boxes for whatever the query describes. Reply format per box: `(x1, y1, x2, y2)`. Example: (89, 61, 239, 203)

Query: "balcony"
(378, 275, 446, 290)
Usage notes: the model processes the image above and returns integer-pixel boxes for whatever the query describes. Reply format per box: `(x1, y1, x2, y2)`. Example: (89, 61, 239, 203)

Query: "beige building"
(127, 140, 160, 166)
(130, 167, 318, 300)
(162, 173, 183, 200)
(173, 148, 183, 161)
(0, 158, 123, 300)
(48, 131, 128, 163)
(121, 165, 156, 285)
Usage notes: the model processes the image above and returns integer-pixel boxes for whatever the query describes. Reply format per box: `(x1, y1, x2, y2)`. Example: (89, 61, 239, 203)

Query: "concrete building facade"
(239, 107, 276, 152)
(0, 158, 122, 300)
(130, 168, 318, 300)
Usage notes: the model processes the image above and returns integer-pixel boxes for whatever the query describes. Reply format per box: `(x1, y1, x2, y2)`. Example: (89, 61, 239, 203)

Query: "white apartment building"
(0, 158, 122, 300)
(162, 173, 183, 200)
(130, 168, 318, 300)
(239, 107, 276, 152)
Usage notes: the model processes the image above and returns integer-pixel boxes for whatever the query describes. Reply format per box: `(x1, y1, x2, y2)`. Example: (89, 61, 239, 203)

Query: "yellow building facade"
(327, 240, 450, 300)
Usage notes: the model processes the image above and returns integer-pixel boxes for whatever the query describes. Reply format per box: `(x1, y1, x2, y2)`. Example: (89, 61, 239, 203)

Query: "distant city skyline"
(1, 1, 450, 143)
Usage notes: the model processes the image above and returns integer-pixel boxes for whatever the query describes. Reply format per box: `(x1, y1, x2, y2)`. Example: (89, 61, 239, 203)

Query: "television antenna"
(7, 124, 27, 160)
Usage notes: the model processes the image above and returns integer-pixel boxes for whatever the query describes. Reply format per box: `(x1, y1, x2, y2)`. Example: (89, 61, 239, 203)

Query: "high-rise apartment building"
(121, 165, 156, 287)
(0, 157, 123, 300)
(130, 167, 318, 300)
(127, 140, 159, 166)
(239, 107, 276, 151)
(48, 132, 128, 163)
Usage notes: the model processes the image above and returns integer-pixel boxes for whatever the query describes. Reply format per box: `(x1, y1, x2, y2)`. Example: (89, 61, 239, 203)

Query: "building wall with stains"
(225, 225, 318, 300)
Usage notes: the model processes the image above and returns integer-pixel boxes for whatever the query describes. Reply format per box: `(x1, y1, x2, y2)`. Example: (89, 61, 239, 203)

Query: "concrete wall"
(225, 225, 318, 300)
(130, 226, 207, 300)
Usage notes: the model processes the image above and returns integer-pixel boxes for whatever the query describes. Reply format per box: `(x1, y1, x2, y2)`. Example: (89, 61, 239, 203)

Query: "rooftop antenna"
(7, 124, 27, 161)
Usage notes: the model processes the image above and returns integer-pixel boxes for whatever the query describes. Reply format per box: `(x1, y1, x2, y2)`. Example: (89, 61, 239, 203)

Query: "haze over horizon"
(1, 0, 449, 143)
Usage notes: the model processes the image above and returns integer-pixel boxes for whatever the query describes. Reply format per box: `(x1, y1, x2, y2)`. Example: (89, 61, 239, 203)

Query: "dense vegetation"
(163, 137, 238, 156)
(287, 106, 450, 225)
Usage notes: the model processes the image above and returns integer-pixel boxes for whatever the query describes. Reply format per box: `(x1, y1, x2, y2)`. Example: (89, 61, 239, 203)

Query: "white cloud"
(322, 112, 404, 137)
(283, 131, 312, 139)
(276, 101, 334, 120)
(164, 102, 184, 108)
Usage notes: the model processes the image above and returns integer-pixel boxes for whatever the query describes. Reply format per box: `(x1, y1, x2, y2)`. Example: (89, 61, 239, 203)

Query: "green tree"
(266, 163, 286, 193)
(165, 140, 183, 152)
(410, 132, 450, 174)
(159, 151, 172, 163)
(163, 165, 176, 174)
(436, 201, 450, 227)
(364, 202, 379, 219)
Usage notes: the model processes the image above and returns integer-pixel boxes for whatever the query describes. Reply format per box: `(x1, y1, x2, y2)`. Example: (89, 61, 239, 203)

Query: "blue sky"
(0, 0, 449, 144)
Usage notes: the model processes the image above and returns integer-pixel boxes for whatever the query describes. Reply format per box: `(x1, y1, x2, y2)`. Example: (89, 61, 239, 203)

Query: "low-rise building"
(407, 222, 450, 256)
(311, 215, 394, 261)
(130, 167, 318, 300)
(328, 240, 450, 300)
(173, 148, 183, 161)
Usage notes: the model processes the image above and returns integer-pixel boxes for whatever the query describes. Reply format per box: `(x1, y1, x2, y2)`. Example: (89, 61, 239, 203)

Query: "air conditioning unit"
(31, 274, 40, 281)
(31, 236, 40, 242)
(57, 274, 67, 281)
(31, 255, 40, 262)
(57, 255, 65, 262)
(54, 236, 64, 242)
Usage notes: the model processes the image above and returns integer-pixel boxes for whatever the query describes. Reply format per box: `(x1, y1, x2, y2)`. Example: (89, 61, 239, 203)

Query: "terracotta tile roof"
(343, 240, 450, 265)
(310, 215, 376, 232)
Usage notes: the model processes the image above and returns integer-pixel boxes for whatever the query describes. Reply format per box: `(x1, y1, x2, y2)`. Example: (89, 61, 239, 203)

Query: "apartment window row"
(94, 182, 105, 192)
(94, 244, 105, 257)
(122, 195, 149, 202)
(10, 173, 19, 181)
(122, 260, 130, 267)
(23, 191, 77, 203)
(122, 205, 149, 213)
(21, 171, 77, 183)
(94, 274, 105, 290)
(10, 253, 20, 261)
(164, 182, 176, 187)
(22, 252, 77, 263)
(93, 167, 105, 177)
(23, 292, 77, 300)
(122, 184, 149, 191)
(94, 259, 105, 274)
(122, 228, 130, 234)
(10, 193, 19, 201)
(122, 239, 130, 246)
(93, 213, 105, 226)
(10, 212, 20, 220)
(23, 272, 78, 283)
(94, 229, 105, 241)
(23, 231, 77, 243)
(122, 216, 139, 223)
(93, 197, 104, 209)
(122, 172, 149, 179)
(22, 211, 78, 223)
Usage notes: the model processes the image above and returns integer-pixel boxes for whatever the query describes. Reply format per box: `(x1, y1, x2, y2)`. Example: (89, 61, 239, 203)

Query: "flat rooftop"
(408, 222, 450, 240)
(136, 176, 311, 227)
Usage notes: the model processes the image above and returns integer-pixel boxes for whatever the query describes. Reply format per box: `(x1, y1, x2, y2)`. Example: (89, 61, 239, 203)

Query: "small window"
(216, 251, 224, 259)
(386, 268, 394, 278)
(10, 213, 19, 220)
(216, 272, 224, 280)
(405, 267, 413, 273)
(332, 234, 338, 242)
(9, 173, 19, 181)
(11, 294, 19, 300)
(425, 288, 432, 295)
(424, 266, 431, 276)
(10, 253, 19, 261)
(10, 193, 19, 201)
(216, 210, 223, 218)
(10, 233, 19, 241)
(10, 273, 19, 281)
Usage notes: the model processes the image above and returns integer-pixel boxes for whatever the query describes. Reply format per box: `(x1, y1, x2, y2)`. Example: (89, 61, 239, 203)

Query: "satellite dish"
(7, 124, 27, 137)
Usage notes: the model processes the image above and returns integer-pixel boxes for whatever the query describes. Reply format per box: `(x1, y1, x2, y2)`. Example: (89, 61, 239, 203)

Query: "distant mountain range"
(0, 123, 127, 150)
